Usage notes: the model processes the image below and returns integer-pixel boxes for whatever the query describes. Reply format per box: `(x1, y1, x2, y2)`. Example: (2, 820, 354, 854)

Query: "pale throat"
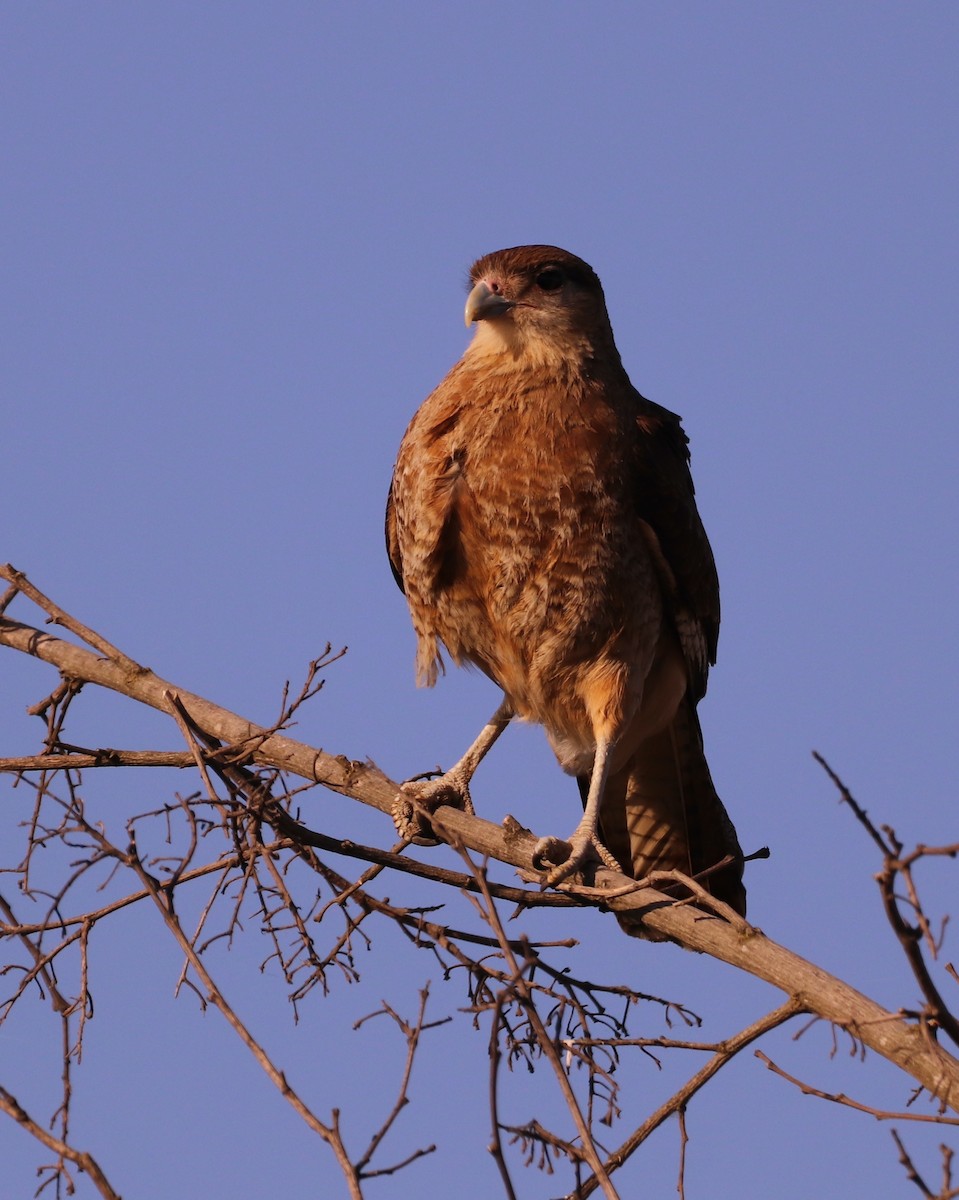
(465, 317, 590, 372)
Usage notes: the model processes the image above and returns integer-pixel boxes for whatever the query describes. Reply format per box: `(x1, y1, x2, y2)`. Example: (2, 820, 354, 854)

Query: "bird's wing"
(631, 393, 720, 700)
(384, 481, 406, 593)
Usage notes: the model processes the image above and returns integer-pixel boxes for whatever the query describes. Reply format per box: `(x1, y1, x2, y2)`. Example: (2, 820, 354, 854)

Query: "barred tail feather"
(582, 700, 745, 939)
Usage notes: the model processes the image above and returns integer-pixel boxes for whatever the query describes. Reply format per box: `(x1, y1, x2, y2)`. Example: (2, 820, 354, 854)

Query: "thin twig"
(353, 988, 441, 1177)
(0, 1086, 122, 1200)
(460, 847, 621, 1200)
(677, 1104, 688, 1200)
(756, 1051, 959, 1125)
(124, 830, 365, 1199)
(814, 753, 959, 1051)
(577, 1000, 807, 1197)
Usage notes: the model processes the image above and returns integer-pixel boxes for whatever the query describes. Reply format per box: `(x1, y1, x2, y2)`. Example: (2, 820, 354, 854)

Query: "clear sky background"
(2, 4, 957, 1197)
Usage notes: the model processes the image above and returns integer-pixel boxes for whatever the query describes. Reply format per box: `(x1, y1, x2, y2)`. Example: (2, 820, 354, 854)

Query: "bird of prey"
(386, 244, 745, 930)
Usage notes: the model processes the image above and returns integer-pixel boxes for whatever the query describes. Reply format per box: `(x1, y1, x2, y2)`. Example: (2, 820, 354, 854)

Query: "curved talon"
(543, 841, 595, 886)
(533, 831, 622, 887)
(531, 835, 572, 871)
(392, 792, 441, 846)
(392, 774, 474, 847)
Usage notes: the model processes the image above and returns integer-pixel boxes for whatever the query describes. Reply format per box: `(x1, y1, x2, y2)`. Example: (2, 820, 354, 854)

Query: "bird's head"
(463, 245, 619, 366)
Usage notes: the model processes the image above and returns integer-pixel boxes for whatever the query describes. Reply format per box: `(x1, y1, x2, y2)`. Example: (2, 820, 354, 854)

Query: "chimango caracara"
(386, 245, 745, 933)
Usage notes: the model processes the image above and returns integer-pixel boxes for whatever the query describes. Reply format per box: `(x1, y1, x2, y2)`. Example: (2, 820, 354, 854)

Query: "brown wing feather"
(385, 483, 406, 593)
(631, 392, 720, 699)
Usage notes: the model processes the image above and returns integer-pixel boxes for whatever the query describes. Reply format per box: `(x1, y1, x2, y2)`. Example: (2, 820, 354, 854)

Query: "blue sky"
(2, 5, 957, 1197)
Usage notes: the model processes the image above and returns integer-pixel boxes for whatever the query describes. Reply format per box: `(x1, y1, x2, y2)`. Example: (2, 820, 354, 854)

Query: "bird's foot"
(532, 830, 621, 887)
(392, 771, 475, 846)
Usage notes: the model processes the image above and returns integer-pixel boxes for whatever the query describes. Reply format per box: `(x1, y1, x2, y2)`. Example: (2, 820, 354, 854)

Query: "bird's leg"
(533, 734, 622, 885)
(393, 697, 514, 846)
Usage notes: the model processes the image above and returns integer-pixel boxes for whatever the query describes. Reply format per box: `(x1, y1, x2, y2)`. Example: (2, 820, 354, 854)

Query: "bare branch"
(676, 1104, 688, 1200)
(0, 1086, 121, 1200)
(2, 568, 959, 1114)
(815, 752, 959, 1051)
(577, 1000, 806, 1197)
(460, 849, 621, 1198)
(756, 1051, 959, 1125)
(353, 988, 443, 1178)
(122, 830, 366, 1198)
(0, 750, 195, 771)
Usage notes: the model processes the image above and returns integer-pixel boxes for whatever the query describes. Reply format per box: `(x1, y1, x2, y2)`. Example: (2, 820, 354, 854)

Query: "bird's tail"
(582, 699, 746, 939)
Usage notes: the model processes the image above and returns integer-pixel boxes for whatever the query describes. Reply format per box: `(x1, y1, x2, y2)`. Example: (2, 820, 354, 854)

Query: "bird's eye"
(535, 268, 564, 292)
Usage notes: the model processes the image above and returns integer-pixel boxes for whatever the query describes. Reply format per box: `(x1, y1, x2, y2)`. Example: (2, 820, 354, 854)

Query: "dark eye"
(535, 268, 564, 292)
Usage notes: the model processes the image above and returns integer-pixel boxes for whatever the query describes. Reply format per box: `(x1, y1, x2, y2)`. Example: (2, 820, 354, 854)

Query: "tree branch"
(579, 999, 806, 1197)
(755, 1051, 959, 1126)
(3, 563, 959, 1116)
(0, 1085, 121, 1200)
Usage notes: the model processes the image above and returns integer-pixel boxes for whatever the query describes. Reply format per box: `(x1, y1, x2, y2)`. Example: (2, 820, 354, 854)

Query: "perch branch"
(2, 564, 959, 1114)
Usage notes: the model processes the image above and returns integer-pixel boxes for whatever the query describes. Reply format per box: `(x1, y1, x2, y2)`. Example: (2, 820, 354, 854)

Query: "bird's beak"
(464, 280, 514, 326)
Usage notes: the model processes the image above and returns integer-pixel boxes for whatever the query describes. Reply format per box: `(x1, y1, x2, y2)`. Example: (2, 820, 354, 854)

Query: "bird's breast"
(393, 369, 664, 719)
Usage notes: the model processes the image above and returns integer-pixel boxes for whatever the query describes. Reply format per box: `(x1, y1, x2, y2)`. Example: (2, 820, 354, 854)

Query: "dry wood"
(1, 563, 957, 1116)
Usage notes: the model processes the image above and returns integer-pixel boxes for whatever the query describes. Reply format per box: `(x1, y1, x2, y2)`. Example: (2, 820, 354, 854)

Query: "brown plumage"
(386, 245, 745, 934)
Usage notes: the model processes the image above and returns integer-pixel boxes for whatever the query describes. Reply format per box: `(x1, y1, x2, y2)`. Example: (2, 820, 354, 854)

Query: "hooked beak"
(464, 280, 514, 326)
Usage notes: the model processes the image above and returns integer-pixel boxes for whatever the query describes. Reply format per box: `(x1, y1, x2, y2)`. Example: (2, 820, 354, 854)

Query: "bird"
(385, 244, 746, 933)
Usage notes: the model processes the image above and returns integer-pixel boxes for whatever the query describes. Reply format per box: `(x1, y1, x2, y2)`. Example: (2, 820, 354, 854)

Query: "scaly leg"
(393, 697, 514, 845)
(533, 734, 622, 885)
